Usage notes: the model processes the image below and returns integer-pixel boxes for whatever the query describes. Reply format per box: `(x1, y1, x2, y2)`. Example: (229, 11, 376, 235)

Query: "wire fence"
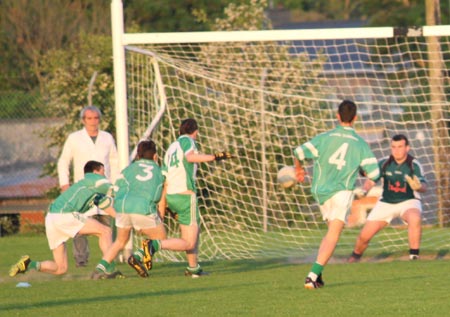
(0, 91, 58, 202)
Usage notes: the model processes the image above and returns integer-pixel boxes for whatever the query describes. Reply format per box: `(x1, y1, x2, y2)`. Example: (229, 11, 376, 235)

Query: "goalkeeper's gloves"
(405, 175, 422, 191)
(214, 151, 233, 161)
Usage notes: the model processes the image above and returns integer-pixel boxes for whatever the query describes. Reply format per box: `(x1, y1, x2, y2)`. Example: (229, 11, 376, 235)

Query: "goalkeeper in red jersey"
(348, 134, 427, 262)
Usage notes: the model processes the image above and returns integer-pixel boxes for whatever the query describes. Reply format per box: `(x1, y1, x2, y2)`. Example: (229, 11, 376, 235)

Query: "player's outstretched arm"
(186, 150, 234, 163)
(363, 179, 376, 193)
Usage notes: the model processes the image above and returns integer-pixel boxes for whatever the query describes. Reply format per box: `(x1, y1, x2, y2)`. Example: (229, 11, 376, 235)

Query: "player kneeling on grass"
(9, 161, 120, 279)
(348, 134, 427, 263)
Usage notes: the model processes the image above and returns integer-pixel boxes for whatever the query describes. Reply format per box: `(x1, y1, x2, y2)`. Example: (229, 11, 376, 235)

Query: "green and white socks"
(307, 262, 323, 282)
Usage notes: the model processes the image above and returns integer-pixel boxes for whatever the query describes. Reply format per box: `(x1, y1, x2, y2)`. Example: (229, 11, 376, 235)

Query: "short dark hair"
(179, 118, 198, 135)
(338, 100, 357, 123)
(392, 134, 409, 146)
(84, 160, 104, 174)
(136, 140, 157, 160)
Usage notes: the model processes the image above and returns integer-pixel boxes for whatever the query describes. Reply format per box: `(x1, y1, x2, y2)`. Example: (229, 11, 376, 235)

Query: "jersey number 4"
(328, 143, 349, 170)
(169, 151, 180, 168)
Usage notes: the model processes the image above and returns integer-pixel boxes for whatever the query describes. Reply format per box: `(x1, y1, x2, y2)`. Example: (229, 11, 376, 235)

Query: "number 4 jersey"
(294, 125, 380, 204)
(163, 135, 198, 195)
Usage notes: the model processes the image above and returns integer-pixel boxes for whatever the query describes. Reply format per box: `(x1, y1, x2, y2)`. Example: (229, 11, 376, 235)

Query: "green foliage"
(198, 0, 273, 30)
(20, 221, 46, 235)
(39, 33, 115, 182)
(358, 0, 425, 27)
(0, 215, 19, 236)
(272, 0, 450, 25)
(0, 0, 111, 92)
(130, 0, 329, 229)
(124, 0, 235, 32)
(192, 0, 328, 223)
(0, 90, 46, 119)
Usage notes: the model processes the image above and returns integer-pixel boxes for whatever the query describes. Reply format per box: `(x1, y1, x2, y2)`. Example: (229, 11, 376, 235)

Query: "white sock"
(307, 272, 318, 281)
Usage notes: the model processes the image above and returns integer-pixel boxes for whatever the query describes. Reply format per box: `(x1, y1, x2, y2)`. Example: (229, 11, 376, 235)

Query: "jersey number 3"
(328, 143, 349, 170)
(136, 163, 154, 181)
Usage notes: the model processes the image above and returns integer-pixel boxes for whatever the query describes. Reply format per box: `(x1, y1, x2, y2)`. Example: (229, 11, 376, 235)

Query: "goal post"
(111, 0, 450, 261)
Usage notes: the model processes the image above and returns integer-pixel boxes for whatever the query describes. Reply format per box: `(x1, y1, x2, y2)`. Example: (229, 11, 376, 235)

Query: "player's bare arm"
(185, 150, 233, 163)
(363, 179, 376, 193)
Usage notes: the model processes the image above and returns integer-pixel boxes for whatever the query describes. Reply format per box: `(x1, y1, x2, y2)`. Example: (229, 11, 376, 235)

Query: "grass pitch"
(1, 234, 449, 316)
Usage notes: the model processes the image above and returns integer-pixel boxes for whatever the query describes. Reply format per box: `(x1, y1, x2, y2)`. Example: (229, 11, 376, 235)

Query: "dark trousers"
(73, 234, 89, 266)
(73, 214, 112, 266)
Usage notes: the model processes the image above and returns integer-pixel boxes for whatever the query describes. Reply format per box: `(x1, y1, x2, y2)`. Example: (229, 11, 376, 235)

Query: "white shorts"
(115, 213, 162, 230)
(45, 212, 86, 250)
(319, 190, 354, 222)
(83, 206, 109, 216)
(367, 199, 422, 223)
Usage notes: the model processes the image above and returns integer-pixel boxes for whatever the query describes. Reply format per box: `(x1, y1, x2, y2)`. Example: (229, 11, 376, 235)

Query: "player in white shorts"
(9, 161, 118, 279)
(89, 140, 167, 278)
(294, 100, 380, 289)
(348, 134, 427, 262)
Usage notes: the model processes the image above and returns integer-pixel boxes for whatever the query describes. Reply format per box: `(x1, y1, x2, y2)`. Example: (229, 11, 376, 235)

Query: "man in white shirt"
(57, 105, 119, 267)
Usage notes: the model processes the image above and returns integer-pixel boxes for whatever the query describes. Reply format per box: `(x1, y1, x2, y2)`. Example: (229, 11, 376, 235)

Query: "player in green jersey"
(294, 100, 380, 289)
(9, 161, 118, 278)
(91, 140, 165, 278)
(348, 134, 427, 262)
(153, 118, 233, 277)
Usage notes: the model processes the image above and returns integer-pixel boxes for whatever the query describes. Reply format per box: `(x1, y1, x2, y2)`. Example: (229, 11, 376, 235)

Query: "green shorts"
(166, 193, 200, 225)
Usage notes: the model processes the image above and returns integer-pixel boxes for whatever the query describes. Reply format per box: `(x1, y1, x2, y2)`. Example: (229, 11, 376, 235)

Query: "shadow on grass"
(436, 249, 449, 259)
(0, 280, 263, 312)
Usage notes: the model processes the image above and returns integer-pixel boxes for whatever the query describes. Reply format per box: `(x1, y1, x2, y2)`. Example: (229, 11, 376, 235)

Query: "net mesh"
(124, 30, 450, 261)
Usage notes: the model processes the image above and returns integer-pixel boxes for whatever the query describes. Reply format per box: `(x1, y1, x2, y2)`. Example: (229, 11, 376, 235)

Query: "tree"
(155, 0, 328, 227)
(39, 34, 115, 194)
(123, 0, 236, 32)
(0, 0, 111, 92)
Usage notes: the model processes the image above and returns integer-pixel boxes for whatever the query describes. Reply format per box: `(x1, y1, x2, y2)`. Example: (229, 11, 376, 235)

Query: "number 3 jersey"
(294, 125, 380, 204)
(114, 159, 165, 215)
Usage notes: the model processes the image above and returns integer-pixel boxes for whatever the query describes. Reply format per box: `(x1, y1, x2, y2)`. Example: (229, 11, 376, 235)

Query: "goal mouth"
(112, 1, 450, 261)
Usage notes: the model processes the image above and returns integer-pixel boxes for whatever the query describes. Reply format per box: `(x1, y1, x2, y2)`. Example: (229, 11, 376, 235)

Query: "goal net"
(117, 26, 450, 262)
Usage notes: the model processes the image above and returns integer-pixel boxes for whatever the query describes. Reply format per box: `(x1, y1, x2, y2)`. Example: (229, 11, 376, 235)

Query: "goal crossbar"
(122, 26, 450, 45)
(111, 0, 450, 262)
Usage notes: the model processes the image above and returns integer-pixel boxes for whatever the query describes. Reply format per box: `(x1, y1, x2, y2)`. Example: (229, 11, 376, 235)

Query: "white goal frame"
(111, 0, 450, 261)
(111, 0, 449, 170)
